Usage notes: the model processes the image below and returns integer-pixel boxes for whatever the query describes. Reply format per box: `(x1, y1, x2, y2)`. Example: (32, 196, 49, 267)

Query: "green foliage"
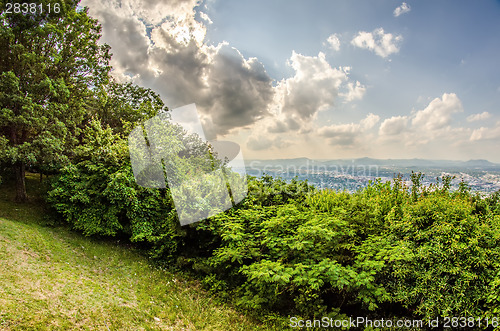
(177, 176, 500, 322)
(246, 175, 315, 206)
(90, 79, 166, 136)
(47, 119, 181, 255)
(213, 205, 358, 316)
(0, 0, 111, 200)
(47, 149, 500, 322)
(47, 114, 234, 263)
(355, 182, 500, 321)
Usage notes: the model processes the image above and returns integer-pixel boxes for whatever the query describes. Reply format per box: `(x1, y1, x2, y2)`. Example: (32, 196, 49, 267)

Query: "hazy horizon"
(246, 156, 498, 162)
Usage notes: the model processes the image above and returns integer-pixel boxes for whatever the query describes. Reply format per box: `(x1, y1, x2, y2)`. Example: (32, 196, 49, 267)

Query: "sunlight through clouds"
(79, 0, 500, 161)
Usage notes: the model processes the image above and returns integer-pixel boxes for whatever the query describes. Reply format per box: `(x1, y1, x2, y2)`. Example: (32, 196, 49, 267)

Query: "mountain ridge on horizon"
(245, 157, 500, 168)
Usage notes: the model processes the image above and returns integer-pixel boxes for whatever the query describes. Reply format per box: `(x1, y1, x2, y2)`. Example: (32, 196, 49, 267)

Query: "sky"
(81, 0, 500, 162)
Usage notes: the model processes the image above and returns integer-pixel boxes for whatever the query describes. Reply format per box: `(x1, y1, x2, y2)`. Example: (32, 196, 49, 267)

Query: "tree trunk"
(14, 162, 28, 202)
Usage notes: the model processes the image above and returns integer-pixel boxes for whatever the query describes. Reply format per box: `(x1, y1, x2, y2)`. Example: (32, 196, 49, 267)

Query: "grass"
(0, 174, 276, 330)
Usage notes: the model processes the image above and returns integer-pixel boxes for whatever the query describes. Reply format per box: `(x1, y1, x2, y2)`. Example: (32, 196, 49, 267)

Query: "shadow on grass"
(0, 172, 50, 226)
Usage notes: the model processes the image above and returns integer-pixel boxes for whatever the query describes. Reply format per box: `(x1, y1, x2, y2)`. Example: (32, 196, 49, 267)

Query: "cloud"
(148, 42, 274, 137)
(340, 81, 366, 102)
(377, 93, 469, 149)
(200, 47, 274, 135)
(351, 28, 403, 58)
(379, 115, 408, 136)
(83, 0, 201, 26)
(247, 135, 290, 151)
(82, 0, 372, 154)
(267, 116, 301, 134)
(318, 113, 379, 146)
(81, 0, 207, 83)
(199, 11, 213, 24)
(325, 34, 341, 51)
(246, 135, 272, 151)
(82, 0, 276, 139)
(393, 2, 411, 17)
(244, 50, 362, 150)
(411, 93, 463, 131)
(244, 50, 368, 150)
(274, 52, 349, 121)
(361, 113, 380, 129)
(318, 123, 360, 146)
(467, 111, 491, 122)
(87, 11, 151, 82)
(470, 121, 500, 141)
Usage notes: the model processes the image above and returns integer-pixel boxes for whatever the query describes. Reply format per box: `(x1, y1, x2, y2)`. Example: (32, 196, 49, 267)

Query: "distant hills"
(245, 157, 500, 170)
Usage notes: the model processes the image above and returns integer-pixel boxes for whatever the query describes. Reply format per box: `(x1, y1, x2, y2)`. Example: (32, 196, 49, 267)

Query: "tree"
(0, 0, 110, 201)
(89, 80, 166, 136)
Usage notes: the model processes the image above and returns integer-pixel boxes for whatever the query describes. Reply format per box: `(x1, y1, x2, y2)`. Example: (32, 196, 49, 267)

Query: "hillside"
(0, 175, 272, 330)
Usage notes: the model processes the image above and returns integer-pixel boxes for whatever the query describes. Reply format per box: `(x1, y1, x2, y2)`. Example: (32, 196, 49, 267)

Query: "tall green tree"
(89, 80, 166, 136)
(0, 0, 110, 201)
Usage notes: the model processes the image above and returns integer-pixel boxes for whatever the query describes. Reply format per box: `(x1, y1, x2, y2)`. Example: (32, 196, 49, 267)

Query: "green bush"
(355, 186, 500, 321)
(47, 119, 182, 259)
(47, 117, 237, 261)
(48, 140, 500, 323)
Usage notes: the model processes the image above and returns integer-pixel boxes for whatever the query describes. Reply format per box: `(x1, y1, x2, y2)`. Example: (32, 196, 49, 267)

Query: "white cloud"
(340, 81, 366, 102)
(247, 135, 290, 151)
(351, 28, 403, 58)
(393, 2, 411, 17)
(267, 115, 301, 133)
(273, 51, 349, 121)
(199, 46, 274, 135)
(84, 0, 201, 26)
(361, 113, 380, 129)
(318, 113, 379, 146)
(246, 135, 272, 151)
(325, 34, 341, 51)
(245, 50, 357, 150)
(376, 93, 469, 149)
(82, 0, 367, 144)
(199, 11, 213, 24)
(379, 115, 409, 136)
(412, 93, 463, 131)
(245, 116, 295, 151)
(467, 111, 491, 122)
(470, 121, 500, 141)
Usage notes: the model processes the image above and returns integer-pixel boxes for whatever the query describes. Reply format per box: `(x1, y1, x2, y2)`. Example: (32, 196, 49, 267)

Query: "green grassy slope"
(0, 175, 270, 330)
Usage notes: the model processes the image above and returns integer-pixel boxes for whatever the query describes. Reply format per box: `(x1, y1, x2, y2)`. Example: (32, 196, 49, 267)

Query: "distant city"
(241, 158, 500, 193)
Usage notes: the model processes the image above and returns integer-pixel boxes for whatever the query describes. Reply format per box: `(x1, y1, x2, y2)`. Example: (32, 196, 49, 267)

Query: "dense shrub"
(187, 176, 500, 321)
(48, 138, 500, 323)
(47, 119, 187, 260)
(356, 191, 500, 320)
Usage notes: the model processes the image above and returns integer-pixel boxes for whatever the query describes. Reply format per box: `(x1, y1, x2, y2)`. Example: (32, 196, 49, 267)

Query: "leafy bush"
(355, 185, 500, 321)
(47, 117, 239, 260)
(182, 176, 500, 321)
(47, 119, 182, 259)
(48, 141, 500, 323)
